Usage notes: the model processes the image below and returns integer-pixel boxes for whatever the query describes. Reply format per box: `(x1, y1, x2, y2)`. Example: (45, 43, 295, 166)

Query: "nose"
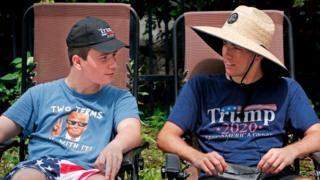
(223, 43, 234, 59)
(109, 55, 118, 70)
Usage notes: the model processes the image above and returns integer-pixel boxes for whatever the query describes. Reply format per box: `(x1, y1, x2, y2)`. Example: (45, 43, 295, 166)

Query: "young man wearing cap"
(0, 16, 141, 180)
(157, 5, 320, 179)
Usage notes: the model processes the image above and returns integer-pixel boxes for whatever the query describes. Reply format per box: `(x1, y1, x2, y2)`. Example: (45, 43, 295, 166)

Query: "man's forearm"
(157, 122, 203, 165)
(111, 118, 141, 153)
(286, 123, 320, 158)
(159, 133, 203, 164)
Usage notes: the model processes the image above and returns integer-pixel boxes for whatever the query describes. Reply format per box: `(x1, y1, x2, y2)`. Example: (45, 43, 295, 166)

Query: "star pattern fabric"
(4, 157, 59, 180)
(4, 157, 102, 180)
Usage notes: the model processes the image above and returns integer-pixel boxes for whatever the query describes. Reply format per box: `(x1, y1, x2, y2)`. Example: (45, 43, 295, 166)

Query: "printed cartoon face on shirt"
(51, 111, 89, 142)
(49, 106, 105, 153)
(65, 111, 89, 142)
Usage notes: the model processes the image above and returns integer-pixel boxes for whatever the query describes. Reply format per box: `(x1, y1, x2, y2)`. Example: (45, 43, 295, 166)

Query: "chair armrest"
(0, 139, 20, 160)
(312, 152, 320, 164)
(119, 142, 149, 174)
(311, 152, 320, 179)
(161, 153, 190, 180)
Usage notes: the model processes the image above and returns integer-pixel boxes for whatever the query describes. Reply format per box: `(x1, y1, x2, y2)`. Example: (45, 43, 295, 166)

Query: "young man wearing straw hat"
(157, 5, 320, 179)
(0, 16, 141, 180)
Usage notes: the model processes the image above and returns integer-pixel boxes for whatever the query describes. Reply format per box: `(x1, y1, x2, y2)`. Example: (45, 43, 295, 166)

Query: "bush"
(0, 52, 34, 109)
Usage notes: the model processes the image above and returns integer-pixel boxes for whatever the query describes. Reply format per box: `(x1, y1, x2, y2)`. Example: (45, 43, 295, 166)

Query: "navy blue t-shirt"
(168, 74, 319, 167)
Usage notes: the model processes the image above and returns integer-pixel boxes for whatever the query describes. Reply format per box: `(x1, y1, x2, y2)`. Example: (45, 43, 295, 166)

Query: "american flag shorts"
(4, 157, 99, 180)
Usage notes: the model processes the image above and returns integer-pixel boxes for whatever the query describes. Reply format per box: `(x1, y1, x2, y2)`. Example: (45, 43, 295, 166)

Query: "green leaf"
(11, 57, 22, 66)
(139, 92, 149, 96)
(0, 73, 19, 81)
(27, 56, 34, 65)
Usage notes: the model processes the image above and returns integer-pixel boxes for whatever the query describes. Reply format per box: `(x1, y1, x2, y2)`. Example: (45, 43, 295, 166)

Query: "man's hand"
(51, 118, 62, 136)
(192, 151, 228, 176)
(257, 147, 297, 174)
(94, 118, 141, 180)
(94, 142, 123, 180)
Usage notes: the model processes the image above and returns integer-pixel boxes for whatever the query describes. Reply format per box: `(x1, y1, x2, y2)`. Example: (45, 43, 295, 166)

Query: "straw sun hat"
(192, 5, 288, 75)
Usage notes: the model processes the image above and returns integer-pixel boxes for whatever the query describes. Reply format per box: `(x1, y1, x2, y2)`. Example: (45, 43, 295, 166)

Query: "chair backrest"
(22, 3, 139, 95)
(173, 10, 294, 98)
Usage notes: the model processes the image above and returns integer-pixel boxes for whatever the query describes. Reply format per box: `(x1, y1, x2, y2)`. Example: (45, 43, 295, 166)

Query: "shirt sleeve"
(113, 90, 140, 129)
(3, 87, 38, 136)
(168, 77, 200, 133)
(287, 79, 319, 133)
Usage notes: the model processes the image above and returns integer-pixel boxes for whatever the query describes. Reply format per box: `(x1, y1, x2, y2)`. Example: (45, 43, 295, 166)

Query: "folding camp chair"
(0, 3, 147, 180)
(161, 9, 320, 180)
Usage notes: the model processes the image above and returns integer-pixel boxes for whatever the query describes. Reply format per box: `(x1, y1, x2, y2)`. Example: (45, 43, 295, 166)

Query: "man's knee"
(87, 173, 105, 180)
(280, 176, 313, 180)
(11, 168, 46, 180)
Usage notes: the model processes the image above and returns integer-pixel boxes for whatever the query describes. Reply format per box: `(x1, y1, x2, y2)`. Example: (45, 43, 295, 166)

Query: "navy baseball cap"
(66, 16, 127, 53)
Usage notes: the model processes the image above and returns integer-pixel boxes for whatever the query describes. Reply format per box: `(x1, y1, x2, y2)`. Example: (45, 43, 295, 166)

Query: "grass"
(300, 157, 316, 178)
(0, 147, 20, 175)
(139, 124, 164, 179)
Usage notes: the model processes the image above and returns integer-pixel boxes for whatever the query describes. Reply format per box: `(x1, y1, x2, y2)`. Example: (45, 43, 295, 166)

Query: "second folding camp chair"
(161, 9, 320, 180)
(0, 3, 147, 180)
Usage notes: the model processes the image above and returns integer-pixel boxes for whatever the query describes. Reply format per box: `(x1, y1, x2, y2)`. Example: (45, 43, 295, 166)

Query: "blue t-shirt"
(3, 79, 140, 169)
(169, 74, 319, 167)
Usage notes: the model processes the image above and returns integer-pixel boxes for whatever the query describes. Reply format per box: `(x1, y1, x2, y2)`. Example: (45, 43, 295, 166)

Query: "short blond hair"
(68, 111, 89, 123)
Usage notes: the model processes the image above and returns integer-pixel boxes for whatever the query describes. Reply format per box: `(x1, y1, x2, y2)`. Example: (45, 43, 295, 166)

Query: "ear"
(72, 55, 83, 70)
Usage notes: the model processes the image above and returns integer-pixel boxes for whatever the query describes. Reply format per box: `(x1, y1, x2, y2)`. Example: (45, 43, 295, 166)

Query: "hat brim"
(192, 26, 289, 76)
(91, 38, 128, 53)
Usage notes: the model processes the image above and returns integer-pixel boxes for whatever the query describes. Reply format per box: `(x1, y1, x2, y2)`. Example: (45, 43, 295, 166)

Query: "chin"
(99, 80, 112, 86)
(226, 71, 235, 76)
